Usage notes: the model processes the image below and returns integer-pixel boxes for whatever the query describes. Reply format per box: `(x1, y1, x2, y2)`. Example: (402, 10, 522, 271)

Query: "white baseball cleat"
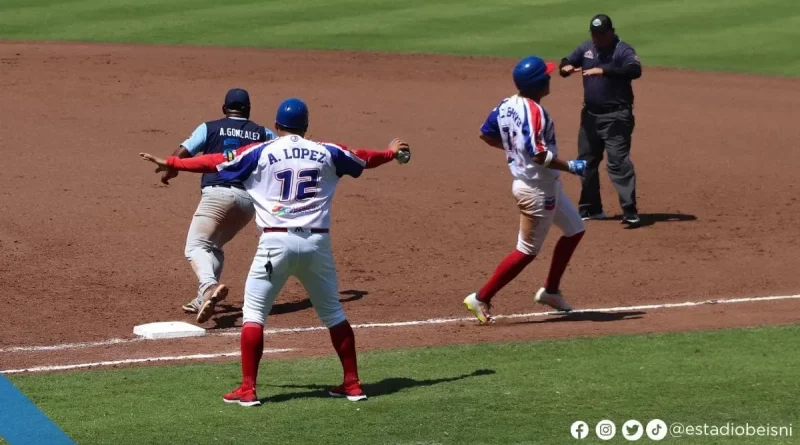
(534, 288, 573, 312)
(463, 292, 494, 325)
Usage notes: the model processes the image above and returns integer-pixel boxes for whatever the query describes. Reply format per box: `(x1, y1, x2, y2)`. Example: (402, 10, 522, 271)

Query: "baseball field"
(1, 0, 799, 444)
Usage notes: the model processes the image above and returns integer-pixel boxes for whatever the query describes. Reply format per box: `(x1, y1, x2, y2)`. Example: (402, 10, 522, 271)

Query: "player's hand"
(582, 67, 604, 77)
(160, 168, 179, 185)
(568, 160, 587, 177)
(387, 138, 409, 154)
(139, 153, 170, 174)
(387, 138, 411, 164)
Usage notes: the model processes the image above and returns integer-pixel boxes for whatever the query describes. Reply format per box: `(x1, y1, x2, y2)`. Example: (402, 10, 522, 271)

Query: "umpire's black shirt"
(561, 37, 641, 111)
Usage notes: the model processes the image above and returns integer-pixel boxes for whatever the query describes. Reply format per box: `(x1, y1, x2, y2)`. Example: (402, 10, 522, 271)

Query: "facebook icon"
(571, 421, 589, 439)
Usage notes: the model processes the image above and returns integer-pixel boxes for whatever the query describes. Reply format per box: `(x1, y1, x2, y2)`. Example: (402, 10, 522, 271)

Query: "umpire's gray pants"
(577, 107, 637, 214)
(185, 186, 254, 303)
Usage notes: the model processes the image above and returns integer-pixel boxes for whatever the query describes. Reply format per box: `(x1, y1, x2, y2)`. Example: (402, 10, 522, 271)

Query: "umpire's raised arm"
(559, 41, 590, 77)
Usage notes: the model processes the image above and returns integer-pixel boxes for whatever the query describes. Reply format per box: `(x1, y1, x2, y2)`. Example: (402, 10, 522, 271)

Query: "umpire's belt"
(583, 104, 631, 114)
(263, 227, 330, 234)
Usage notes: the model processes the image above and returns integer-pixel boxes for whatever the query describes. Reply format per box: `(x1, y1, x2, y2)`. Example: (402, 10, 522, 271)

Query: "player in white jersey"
(140, 98, 410, 406)
(463, 56, 589, 325)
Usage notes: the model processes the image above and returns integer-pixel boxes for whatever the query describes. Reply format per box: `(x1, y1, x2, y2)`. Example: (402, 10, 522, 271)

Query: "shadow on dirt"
(514, 310, 646, 324)
(605, 212, 697, 229)
(209, 290, 368, 330)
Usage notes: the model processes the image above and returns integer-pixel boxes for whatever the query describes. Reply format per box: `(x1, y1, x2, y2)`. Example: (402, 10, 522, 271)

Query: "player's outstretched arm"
(348, 138, 411, 168)
(139, 142, 261, 176)
(140, 153, 171, 174)
(140, 151, 223, 174)
(531, 151, 586, 177)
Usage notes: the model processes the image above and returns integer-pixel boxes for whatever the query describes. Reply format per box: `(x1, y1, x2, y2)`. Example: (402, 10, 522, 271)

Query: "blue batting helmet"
(275, 98, 309, 130)
(512, 56, 556, 94)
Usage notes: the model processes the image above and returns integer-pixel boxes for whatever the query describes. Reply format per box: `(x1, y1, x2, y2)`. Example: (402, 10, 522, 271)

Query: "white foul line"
(214, 293, 800, 336)
(2, 294, 800, 353)
(0, 337, 142, 353)
(0, 349, 294, 374)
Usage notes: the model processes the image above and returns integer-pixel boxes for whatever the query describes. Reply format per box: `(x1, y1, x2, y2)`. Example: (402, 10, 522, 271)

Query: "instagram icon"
(596, 420, 617, 440)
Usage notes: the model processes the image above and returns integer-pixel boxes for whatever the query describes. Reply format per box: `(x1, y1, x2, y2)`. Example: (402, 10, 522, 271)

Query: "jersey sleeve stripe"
(525, 99, 548, 154)
(321, 143, 367, 167)
(520, 98, 535, 156)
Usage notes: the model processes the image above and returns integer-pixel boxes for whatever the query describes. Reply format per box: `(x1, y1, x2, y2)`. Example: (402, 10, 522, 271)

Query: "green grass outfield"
(7, 325, 800, 445)
(1, 0, 799, 75)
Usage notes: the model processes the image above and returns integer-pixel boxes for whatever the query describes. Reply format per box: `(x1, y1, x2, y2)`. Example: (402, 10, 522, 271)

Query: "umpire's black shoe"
(622, 213, 642, 227)
(580, 208, 606, 221)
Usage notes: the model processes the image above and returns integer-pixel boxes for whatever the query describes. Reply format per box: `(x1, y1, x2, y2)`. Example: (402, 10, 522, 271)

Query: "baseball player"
(160, 88, 276, 323)
(463, 56, 588, 324)
(140, 98, 410, 406)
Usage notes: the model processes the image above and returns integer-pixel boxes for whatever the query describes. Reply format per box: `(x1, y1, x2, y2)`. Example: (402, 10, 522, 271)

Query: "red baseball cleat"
(223, 385, 261, 407)
(328, 381, 367, 402)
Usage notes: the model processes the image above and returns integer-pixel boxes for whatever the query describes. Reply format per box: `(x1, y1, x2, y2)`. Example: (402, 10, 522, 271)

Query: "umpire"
(559, 14, 642, 227)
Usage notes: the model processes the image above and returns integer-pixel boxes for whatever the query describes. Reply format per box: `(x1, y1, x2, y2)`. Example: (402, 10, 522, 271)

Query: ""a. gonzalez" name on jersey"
(219, 128, 262, 141)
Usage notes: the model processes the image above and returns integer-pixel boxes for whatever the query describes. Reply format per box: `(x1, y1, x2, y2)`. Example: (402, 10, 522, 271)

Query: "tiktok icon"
(646, 419, 668, 440)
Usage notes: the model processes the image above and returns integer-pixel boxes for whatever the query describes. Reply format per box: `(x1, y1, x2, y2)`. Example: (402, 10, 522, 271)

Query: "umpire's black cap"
(590, 14, 613, 33)
(224, 88, 251, 110)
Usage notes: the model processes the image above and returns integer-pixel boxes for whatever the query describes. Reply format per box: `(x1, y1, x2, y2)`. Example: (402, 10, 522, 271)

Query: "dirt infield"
(1, 42, 799, 370)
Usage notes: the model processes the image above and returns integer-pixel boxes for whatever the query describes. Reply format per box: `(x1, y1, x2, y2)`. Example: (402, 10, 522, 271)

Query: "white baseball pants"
(184, 186, 254, 302)
(242, 230, 346, 328)
(512, 178, 585, 256)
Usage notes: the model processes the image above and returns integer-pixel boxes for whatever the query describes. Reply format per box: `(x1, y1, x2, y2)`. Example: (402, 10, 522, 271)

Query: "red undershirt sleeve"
(350, 149, 396, 168)
(166, 153, 225, 173)
(165, 142, 261, 173)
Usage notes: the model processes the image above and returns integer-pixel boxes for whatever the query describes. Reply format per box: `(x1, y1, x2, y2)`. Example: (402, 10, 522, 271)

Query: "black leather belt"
(584, 104, 631, 114)
(263, 228, 330, 234)
(205, 183, 245, 190)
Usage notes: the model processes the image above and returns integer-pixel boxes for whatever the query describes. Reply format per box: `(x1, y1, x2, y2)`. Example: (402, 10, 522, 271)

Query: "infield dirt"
(2, 42, 799, 369)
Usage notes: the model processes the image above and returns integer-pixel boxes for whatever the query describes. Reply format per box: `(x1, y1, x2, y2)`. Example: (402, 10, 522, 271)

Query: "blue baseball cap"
(224, 88, 251, 109)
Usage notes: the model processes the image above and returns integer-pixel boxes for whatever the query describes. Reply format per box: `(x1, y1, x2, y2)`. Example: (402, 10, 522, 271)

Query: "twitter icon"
(622, 420, 644, 441)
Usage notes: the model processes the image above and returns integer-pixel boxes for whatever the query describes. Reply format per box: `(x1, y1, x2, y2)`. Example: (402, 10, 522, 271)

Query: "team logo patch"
(271, 205, 290, 216)
(592, 18, 602, 27)
(544, 196, 556, 211)
(584, 50, 594, 59)
(291, 135, 299, 142)
(223, 148, 236, 162)
(270, 203, 322, 217)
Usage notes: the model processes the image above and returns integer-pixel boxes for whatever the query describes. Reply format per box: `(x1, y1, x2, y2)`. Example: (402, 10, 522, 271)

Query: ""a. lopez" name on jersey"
(267, 148, 328, 165)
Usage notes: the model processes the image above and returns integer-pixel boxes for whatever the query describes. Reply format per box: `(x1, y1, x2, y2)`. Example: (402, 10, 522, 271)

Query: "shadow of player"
(209, 290, 368, 330)
(514, 310, 646, 324)
(258, 369, 496, 404)
(608, 212, 697, 228)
